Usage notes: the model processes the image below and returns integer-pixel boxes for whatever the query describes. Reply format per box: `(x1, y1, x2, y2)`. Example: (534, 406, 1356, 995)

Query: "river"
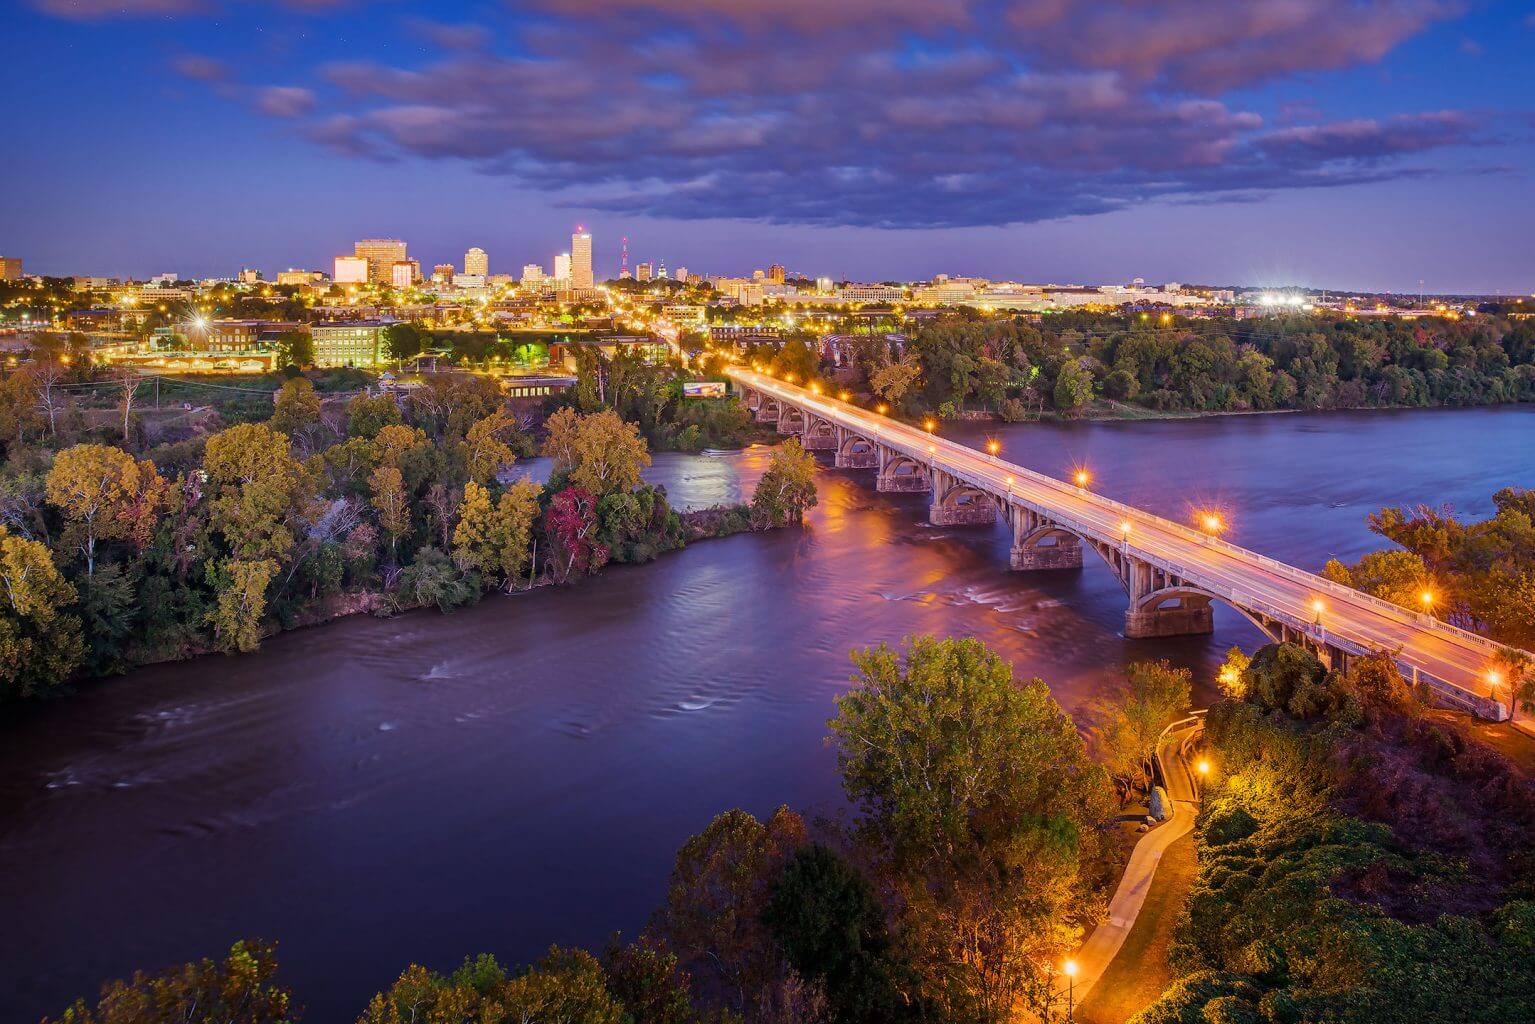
(1, 406, 1530, 1021)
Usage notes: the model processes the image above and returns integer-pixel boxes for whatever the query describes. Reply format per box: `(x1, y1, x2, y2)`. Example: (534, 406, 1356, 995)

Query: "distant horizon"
(3, 1, 1533, 295)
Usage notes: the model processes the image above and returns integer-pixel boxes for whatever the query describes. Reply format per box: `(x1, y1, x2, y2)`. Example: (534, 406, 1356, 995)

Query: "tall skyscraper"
(554, 253, 571, 282)
(0, 256, 24, 281)
(570, 229, 593, 289)
(521, 263, 545, 285)
(464, 247, 488, 277)
(768, 264, 786, 284)
(354, 238, 407, 284)
(636, 262, 653, 282)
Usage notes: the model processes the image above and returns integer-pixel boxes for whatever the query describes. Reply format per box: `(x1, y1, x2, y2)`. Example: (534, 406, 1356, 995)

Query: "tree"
(1053, 358, 1094, 413)
(1095, 660, 1192, 798)
(345, 393, 402, 439)
(0, 528, 85, 699)
(384, 322, 423, 366)
(41, 940, 294, 1024)
(359, 947, 624, 1024)
(595, 485, 684, 564)
(830, 636, 1112, 1023)
(870, 352, 922, 406)
(208, 558, 279, 654)
(392, 546, 479, 612)
(660, 806, 809, 1017)
(763, 844, 907, 1024)
(464, 410, 518, 484)
(203, 423, 315, 563)
(274, 329, 314, 369)
(452, 479, 542, 589)
(751, 439, 818, 528)
(544, 408, 651, 496)
(369, 465, 411, 558)
(602, 938, 695, 1024)
(45, 444, 163, 577)
(544, 486, 610, 583)
(270, 377, 323, 440)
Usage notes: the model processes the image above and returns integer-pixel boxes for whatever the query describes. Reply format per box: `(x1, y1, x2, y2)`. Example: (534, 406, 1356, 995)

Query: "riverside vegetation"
(0, 358, 818, 702)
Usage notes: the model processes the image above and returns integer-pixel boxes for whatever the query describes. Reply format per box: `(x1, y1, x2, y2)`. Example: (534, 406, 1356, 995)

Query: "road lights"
(924, 418, 936, 432)
(986, 438, 1001, 456)
(1063, 959, 1078, 1022)
(1073, 468, 1091, 488)
(876, 403, 889, 415)
(1198, 511, 1225, 540)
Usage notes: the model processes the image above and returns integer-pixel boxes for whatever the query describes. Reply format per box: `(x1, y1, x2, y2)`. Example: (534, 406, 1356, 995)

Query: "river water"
(2, 406, 1530, 1021)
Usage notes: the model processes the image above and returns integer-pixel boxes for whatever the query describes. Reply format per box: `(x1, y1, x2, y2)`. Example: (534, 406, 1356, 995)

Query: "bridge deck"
(730, 368, 1518, 712)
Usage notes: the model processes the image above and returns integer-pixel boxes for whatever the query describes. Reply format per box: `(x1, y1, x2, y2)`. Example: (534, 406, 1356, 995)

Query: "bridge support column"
(776, 409, 804, 436)
(801, 416, 836, 450)
(1122, 556, 1214, 638)
(929, 468, 998, 527)
(834, 428, 878, 468)
(1005, 507, 1082, 570)
(755, 402, 779, 424)
(874, 444, 929, 491)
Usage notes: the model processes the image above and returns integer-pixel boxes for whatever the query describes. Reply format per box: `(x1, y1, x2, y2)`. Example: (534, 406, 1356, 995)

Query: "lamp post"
(1063, 959, 1077, 1023)
(1311, 599, 1326, 645)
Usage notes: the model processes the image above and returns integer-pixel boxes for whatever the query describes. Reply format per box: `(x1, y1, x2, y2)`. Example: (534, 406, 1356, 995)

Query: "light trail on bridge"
(728, 367, 1525, 719)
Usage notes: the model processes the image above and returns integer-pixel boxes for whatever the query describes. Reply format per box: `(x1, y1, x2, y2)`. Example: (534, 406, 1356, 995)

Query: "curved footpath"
(1070, 719, 1204, 1012)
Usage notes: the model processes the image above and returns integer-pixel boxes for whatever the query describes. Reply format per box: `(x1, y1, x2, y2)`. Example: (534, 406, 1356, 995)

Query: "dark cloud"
(113, 0, 1490, 228)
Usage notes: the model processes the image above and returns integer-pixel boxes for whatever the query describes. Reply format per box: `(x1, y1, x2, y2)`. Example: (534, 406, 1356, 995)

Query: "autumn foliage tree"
(751, 439, 818, 528)
(0, 528, 85, 698)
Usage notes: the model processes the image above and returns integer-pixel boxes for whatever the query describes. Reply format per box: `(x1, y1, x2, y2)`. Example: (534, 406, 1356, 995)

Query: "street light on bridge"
(924, 418, 937, 432)
(1073, 468, 1091, 488)
(1198, 511, 1226, 540)
(986, 438, 1001, 456)
(876, 403, 889, 415)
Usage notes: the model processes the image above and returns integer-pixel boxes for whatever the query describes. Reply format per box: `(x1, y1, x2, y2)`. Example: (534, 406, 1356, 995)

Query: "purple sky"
(3, 1, 1533, 292)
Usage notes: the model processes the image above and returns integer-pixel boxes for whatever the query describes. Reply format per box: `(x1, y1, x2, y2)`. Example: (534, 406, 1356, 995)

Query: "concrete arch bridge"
(733, 368, 1520, 721)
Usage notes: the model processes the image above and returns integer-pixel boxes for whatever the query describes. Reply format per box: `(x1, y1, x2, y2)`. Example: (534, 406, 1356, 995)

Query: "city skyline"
(3, 3, 1533, 292)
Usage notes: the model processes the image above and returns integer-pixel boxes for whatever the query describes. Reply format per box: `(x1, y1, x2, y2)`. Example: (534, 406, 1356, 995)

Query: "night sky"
(4, 0, 1532, 292)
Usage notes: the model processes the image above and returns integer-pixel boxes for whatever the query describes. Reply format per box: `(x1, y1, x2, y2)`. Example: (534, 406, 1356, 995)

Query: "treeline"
(1137, 643, 1535, 1022)
(837, 311, 1535, 419)
(560, 347, 764, 452)
(45, 636, 1128, 1024)
(1324, 487, 1535, 656)
(0, 366, 819, 702)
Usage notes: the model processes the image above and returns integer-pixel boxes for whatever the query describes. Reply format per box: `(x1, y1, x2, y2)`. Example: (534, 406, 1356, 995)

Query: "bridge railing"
(734, 371, 1513, 669)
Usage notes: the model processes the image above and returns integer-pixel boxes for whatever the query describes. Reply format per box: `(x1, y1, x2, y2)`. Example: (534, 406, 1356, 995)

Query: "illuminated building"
(0, 257, 21, 281)
(334, 255, 369, 284)
(464, 247, 488, 277)
(313, 320, 392, 367)
(390, 261, 414, 289)
(353, 238, 407, 284)
(570, 229, 593, 289)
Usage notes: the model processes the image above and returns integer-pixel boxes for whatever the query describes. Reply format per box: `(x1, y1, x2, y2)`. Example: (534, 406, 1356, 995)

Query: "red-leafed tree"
(545, 486, 609, 583)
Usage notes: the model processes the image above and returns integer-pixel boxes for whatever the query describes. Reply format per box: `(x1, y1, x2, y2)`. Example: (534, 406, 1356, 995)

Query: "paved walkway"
(1069, 721, 1203, 1009)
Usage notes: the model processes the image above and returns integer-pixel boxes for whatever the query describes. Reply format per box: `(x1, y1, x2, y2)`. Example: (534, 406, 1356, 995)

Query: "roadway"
(728, 367, 1519, 712)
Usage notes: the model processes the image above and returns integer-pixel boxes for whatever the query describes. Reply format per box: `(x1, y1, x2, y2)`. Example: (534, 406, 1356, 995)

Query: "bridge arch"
(1127, 584, 1282, 644)
(874, 450, 929, 489)
(802, 415, 837, 450)
(776, 405, 806, 434)
(931, 481, 999, 526)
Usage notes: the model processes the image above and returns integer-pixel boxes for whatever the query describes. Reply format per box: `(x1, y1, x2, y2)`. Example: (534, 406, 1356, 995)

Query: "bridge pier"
(834, 428, 879, 468)
(1124, 605, 1215, 638)
(874, 444, 929, 490)
(1123, 557, 1214, 638)
(1007, 507, 1083, 570)
(755, 401, 779, 424)
(929, 468, 998, 527)
(801, 416, 837, 450)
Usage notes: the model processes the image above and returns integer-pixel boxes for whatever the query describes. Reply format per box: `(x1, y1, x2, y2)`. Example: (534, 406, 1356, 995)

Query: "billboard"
(683, 380, 727, 398)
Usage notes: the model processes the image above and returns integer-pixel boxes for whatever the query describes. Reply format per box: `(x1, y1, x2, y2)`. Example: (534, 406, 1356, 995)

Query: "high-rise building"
(334, 255, 369, 284)
(570, 229, 593, 289)
(0, 257, 22, 281)
(432, 263, 456, 282)
(636, 262, 653, 282)
(239, 268, 262, 285)
(675, 267, 688, 283)
(390, 261, 414, 289)
(554, 253, 571, 283)
(521, 263, 545, 286)
(768, 264, 785, 284)
(464, 247, 488, 277)
(753, 269, 766, 281)
(353, 238, 407, 284)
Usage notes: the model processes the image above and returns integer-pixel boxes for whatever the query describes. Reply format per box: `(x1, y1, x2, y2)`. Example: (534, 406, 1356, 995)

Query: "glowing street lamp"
(1063, 959, 1078, 1022)
(1198, 511, 1225, 540)
(839, 390, 851, 401)
(1419, 589, 1435, 618)
(810, 381, 821, 394)
(924, 418, 936, 433)
(1073, 468, 1091, 488)
(986, 438, 1001, 456)
(876, 403, 889, 415)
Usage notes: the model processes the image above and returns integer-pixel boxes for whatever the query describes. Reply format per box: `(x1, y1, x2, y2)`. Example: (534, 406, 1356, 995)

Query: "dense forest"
(829, 311, 1535, 420)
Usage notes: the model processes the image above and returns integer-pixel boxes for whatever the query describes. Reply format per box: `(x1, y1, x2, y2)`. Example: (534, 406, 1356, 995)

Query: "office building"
(768, 264, 786, 284)
(554, 253, 571, 283)
(334, 255, 369, 284)
(0, 257, 24, 280)
(636, 262, 653, 282)
(313, 320, 391, 367)
(353, 238, 407, 284)
(239, 268, 262, 285)
(521, 263, 545, 286)
(277, 269, 323, 286)
(570, 229, 593, 289)
(464, 247, 488, 277)
(675, 267, 688, 283)
(390, 261, 414, 289)
(432, 264, 456, 282)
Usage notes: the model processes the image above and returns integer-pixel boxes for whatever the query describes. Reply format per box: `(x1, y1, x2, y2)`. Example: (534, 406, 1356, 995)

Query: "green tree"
(42, 940, 294, 1024)
(208, 558, 279, 654)
(830, 636, 1112, 1024)
(659, 806, 809, 1017)
(870, 352, 922, 406)
(763, 844, 907, 1024)
(369, 465, 411, 558)
(1095, 659, 1192, 797)
(345, 393, 402, 439)
(543, 408, 652, 496)
(1053, 357, 1094, 413)
(358, 947, 624, 1024)
(464, 410, 519, 484)
(451, 479, 541, 589)
(602, 938, 696, 1024)
(751, 439, 818, 528)
(270, 377, 323, 440)
(384, 322, 423, 365)
(45, 444, 163, 577)
(274, 329, 314, 369)
(203, 423, 314, 563)
(0, 528, 86, 699)
(595, 484, 684, 564)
